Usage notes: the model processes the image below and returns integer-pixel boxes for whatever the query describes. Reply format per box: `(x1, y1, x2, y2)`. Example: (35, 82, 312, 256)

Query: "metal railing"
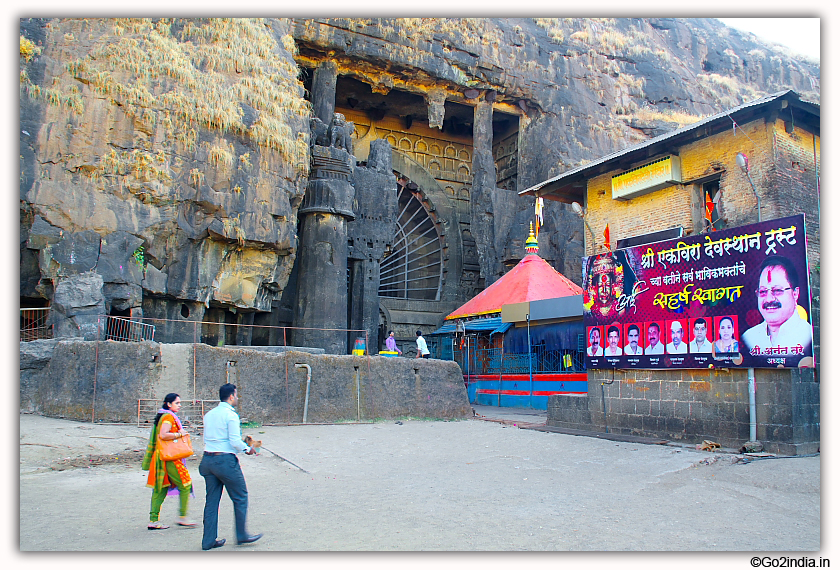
(137, 399, 217, 428)
(105, 316, 156, 342)
(19, 311, 155, 343)
(20, 308, 52, 342)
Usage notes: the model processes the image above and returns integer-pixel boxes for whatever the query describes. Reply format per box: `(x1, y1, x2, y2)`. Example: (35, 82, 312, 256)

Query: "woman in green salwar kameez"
(141, 393, 196, 530)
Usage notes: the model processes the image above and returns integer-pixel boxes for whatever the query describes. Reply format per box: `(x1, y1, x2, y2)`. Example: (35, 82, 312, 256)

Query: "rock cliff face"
(19, 18, 819, 338)
(288, 17, 818, 283)
(20, 18, 309, 328)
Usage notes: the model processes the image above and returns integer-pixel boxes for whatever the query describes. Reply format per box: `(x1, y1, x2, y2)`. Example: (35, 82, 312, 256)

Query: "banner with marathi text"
(582, 214, 814, 369)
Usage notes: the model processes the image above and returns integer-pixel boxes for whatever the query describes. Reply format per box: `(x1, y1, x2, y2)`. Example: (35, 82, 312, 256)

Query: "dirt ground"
(19, 409, 820, 556)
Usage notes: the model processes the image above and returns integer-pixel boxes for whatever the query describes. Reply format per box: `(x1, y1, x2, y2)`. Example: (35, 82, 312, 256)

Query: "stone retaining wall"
(20, 341, 471, 424)
(547, 368, 820, 455)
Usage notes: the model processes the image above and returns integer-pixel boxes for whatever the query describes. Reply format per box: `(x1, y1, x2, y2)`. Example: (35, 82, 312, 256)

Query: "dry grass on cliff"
(535, 18, 657, 57)
(36, 18, 311, 183)
(623, 107, 705, 128)
(696, 73, 760, 109)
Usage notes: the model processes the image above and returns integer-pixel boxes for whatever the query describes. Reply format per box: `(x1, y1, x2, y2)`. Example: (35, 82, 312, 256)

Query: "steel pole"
(527, 313, 533, 409)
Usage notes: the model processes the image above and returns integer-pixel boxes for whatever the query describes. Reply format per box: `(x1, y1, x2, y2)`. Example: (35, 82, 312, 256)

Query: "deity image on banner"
(583, 250, 637, 323)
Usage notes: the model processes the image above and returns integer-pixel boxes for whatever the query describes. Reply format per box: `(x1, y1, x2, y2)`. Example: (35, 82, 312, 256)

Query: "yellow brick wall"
(582, 118, 819, 257)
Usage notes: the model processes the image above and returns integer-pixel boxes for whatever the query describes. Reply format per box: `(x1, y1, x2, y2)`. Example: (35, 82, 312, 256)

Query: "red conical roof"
(445, 254, 583, 320)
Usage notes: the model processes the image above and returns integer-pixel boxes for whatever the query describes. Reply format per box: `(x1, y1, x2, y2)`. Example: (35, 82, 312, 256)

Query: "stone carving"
(426, 88, 447, 130)
(309, 116, 329, 149)
(310, 113, 356, 155)
(329, 113, 355, 154)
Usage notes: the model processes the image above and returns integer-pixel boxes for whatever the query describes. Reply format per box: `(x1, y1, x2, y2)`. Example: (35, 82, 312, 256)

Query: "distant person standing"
(199, 384, 262, 550)
(385, 331, 402, 355)
(415, 330, 430, 358)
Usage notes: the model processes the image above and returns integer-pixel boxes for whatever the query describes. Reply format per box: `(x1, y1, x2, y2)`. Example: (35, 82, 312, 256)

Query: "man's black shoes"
(237, 533, 263, 545)
(202, 538, 226, 550)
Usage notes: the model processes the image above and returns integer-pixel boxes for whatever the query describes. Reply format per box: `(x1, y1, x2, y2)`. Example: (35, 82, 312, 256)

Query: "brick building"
(521, 90, 819, 454)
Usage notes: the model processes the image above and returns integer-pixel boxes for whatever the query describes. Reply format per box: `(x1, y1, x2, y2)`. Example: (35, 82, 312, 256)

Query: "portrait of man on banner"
(587, 326, 604, 357)
(689, 318, 713, 353)
(741, 255, 813, 357)
(645, 321, 665, 355)
(624, 323, 643, 355)
(605, 325, 623, 356)
(666, 319, 688, 354)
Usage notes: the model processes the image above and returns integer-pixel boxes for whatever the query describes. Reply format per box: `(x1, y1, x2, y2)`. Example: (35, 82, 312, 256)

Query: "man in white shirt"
(604, 325, 622, 356)
(741, 256, 813, 356)
(624, 324, 643, 355)
(645, 323, 664, 355)
(415, 330, 430, 358)
(689, 318, 713, 353)
(199, 384, 262, 550)
(666, 320, 688, 354)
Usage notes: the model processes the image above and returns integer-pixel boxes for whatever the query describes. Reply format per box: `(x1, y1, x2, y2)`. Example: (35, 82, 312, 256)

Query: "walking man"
(199, 384, 262, 550)
(415, 330, 430, 358)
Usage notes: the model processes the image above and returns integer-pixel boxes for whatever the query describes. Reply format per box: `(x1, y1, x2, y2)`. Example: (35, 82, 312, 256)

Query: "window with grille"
(379, 186, 443, 300)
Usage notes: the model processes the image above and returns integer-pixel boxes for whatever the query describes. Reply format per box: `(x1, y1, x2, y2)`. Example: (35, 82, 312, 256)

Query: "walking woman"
(142, 393, 197, 529)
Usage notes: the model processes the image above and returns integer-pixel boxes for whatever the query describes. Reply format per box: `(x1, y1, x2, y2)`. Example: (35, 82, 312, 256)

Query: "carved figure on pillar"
(329, 113, 355, 154)
(309, 116, 329, 150)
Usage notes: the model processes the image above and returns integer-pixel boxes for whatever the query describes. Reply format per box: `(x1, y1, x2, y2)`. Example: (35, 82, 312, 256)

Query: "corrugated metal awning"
(430, 316, 512, 336)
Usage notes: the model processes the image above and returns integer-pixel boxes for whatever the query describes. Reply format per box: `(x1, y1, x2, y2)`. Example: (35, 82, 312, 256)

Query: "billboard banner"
(582, 214, 814, 370)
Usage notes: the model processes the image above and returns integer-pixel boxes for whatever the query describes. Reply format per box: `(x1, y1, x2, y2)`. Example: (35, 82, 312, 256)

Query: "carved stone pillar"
(292, 146, 356, 354)
(470, 98, 502, 286)
(347, 139, 398, 352)
(427, 88, 447, 130)
(311, 60, 338, 125)
(235, 312, 254, 346)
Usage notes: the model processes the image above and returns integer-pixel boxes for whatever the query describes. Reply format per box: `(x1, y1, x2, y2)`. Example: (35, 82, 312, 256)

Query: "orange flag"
(603, 224, 611, 251)
(704, 193, 716, 231)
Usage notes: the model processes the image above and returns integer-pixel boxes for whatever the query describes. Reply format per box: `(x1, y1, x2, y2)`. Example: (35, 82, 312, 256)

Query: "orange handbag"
(158, 433, 194, 461)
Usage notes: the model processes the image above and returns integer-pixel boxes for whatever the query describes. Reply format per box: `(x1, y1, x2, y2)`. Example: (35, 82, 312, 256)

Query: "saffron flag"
(535, 197, 544, 237)
(704, 193, 716, 231)
(603, 224, 611, 251)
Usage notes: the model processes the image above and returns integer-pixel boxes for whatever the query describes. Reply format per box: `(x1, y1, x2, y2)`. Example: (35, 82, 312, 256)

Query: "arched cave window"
(378, 186, 443, 300)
